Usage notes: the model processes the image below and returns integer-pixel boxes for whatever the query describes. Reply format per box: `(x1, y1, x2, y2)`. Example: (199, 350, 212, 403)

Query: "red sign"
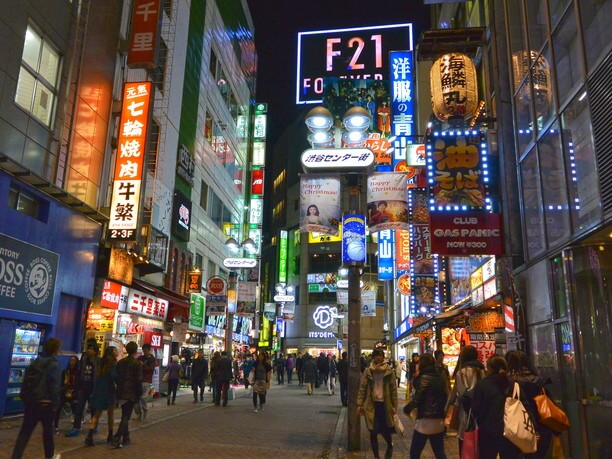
(206, 276, 226, 295)
(395, 230, 410, 271)
(430, 212, 504, 256)
(101, 280, 124, 309)
(144, 331, 163, 348)
(127, 0, 160, 68)
(251, 170, 264, 195)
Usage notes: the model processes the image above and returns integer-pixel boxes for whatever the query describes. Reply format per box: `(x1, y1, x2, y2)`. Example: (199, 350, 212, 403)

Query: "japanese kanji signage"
(300, 175, 341, 235)
(367, 173, 409, 232)
(127, 0, 160, 69)
(108, 82, 152, 241)
(171, 190, 191, 242)
(251, 169, 264, 196)
(86, 308, 116, 333)
(377, 229, 394, 280)
(430, 53, 478, 122)
(189, 294, 205, 331)
(125, 288, 169, 321)
(187, 271, 202, 293)
(278, 230, 288, 283)
(390, 51, 415, 137)
(301, 148, 374, 171)
(429, 213, 504, 256)
(100, 279, 129, 310)
(426, 131, 488, 210)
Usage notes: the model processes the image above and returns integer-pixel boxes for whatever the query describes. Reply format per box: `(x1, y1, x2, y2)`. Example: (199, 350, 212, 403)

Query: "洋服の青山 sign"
(430, 212, 503, 256)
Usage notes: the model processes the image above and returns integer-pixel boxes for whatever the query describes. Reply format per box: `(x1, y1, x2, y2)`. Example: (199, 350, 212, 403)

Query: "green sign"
(278, 230, 288, 283)
(189, 294, 205, 331)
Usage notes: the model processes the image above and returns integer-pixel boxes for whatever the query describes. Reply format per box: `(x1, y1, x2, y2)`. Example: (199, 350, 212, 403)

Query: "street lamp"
(225, 237, 256, 255)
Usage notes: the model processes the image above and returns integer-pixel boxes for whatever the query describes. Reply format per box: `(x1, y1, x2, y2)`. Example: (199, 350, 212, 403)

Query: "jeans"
(286, 368, 293, 383)
(72, 389, 92, 429)
(134, 382, 150, 417)
(297, 368, 304, 385)
(328, 375, 336, 394)
(410, 430, 447, 459)
(277, 370, 284, 384)
(192, 380, 205, 401)
(54, 394, 77, 429)
(113, 400, 135, 444)
(12, 402, 55, 459)
(215, 379, 230, 405)
(339, 381, 348, 405)
(252, 391, 266, 408)
(167, 379, 179, 402)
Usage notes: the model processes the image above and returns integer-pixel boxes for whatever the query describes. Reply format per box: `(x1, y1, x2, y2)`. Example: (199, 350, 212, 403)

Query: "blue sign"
(342, 214, 366, 264)
(377, 229, 394, 280)
(390, 51, 415, 138)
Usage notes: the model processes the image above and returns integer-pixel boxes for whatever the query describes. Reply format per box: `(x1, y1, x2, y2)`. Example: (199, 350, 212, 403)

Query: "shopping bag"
(445, 403, 459, 430)
(162, 371, 169, 383)
(228, 386, 235, 401)
(534, 389, 570, 433)
(546, 434, 566, 459)
(248, 369, 255, 385)
(503, 382, 537, 453)
(461, 411, 479, 459)
(393, 414, 405, 436)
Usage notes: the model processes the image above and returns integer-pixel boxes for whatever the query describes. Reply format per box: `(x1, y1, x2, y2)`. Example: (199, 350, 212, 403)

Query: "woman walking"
(357, 348, 398, 459)
(328, 354, 337, 395)
(446, 345, 485, 452)
(251, 352, 272, 412)
(473, 355, 521, 459)
(85, 346, 118, 446)
(166, 355, 181, 405)
(54, 355, 79, 434)
(403, 353, 448, 459)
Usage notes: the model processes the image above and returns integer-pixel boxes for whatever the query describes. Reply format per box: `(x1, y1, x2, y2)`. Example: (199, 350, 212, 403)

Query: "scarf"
(370, 362, 389, 402)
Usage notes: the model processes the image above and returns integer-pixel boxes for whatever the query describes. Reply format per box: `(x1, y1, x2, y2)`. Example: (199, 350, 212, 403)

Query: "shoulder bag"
(503, 382, 537, 453)
(534, 389, 570, 433)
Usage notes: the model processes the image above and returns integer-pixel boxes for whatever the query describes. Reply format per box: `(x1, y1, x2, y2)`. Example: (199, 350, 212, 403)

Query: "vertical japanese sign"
(426, 131, 487, 210)
(108, 82, 152, 242)
(390, 51, 415, 138)
(300, 175, 341, 235)
(278, 230, 288, 283)
(342, 214, 366, 264)
(367, 173, 409, 232)
(189, 294, 205, 331)
(377, 229, 394, 280)
(127, 0, 160, 69)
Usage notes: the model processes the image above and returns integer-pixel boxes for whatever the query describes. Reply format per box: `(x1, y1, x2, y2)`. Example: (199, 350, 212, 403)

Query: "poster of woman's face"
(300, 175, 341, 235)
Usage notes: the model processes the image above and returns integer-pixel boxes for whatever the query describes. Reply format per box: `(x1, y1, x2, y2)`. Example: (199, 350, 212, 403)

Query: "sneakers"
(253, 408, 258, 413)
(65, 429, 80, 437)
(259, 405, 264, 411)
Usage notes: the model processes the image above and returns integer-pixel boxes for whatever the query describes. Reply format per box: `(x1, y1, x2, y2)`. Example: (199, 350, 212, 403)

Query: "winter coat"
(404, 365, 447, 419)
(274, 358, 286, 374)
(30, 356, 61, 411)
(472, 374, 510, 437)
(138, 354, 156, 384)
(395, 361, 404, 379)
(166, 361, 181, 382)
(191, 357, 208, 384)
(303, 358, 318, 383)
(286, 357, 295, 370)
(216, 356, 233, 381)
(76, 355, 100, 394)
(252, 361, 272, 394)
(336, 357, 349, 385)
(90, 364, 116, 411)
(357, 363, 398, 431)
(447, 360, 485, 439)
(329, 359, 338, 377)
(317, 354, 329, 374)
(115, 355, 143, 402)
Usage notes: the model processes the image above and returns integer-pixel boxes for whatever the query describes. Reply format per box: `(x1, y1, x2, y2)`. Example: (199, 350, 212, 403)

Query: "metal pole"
(347, 175, 362, 451)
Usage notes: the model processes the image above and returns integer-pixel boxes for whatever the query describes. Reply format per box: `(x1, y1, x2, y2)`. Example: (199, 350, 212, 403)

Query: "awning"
(131, 279, 191, 309)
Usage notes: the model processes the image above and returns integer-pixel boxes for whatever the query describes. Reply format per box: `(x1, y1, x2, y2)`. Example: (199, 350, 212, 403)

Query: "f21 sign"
(296, 23, 413, 104)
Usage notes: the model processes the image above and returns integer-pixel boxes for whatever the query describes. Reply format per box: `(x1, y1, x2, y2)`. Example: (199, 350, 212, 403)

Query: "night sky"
(246, 0, 431, 146)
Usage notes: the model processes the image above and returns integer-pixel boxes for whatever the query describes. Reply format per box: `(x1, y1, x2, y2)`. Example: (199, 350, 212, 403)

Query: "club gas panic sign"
(296, 23, 413, 104)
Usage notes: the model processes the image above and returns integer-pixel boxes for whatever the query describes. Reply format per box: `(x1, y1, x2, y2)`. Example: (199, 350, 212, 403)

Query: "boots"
(84, 430, 94, 447)
(107, 431, 113, 444)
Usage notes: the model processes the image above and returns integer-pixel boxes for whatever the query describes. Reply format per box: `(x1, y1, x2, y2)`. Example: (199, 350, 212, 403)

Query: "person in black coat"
(296, 352, 304, 386)
(403, 354, 448, 459)
(317, 352, 329, 386)
(215, 351, 233, 406)
(191, 350, 208, 403)
(472, 355, 521, 459)
(337, 351, 349, 406)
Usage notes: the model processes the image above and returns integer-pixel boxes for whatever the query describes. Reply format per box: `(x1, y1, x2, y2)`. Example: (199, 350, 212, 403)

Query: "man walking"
(337, 351, 349, 406)
(66, 340, 99, 437)
(215, 351, 233, 407)
(296, 352, 304, 387)
(191, 349, 208, 403)
(275, 354, 286, 385)
(12, 337, 62, 459)
(135, 343, 156, 420)
(303, 354, 317, 395)
(113, 341, 143, 448)
(286, 354, 295, 384)
(317, 352, 329, 387)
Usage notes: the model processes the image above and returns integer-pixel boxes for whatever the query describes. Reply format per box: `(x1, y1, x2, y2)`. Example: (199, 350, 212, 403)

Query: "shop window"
(8, 186, 48, 222)
(528, 322, 560, 396)
(538, 123, 571, 247)
(195, 253, 203, 271)
(204, 110, 213, 143)
(520, 148, 546, 258)
(525, 0, 549, 55)
(579, 0, 612, 72)
(207, 259, 216, 278)
(560, 89, 601, 233)
(15, 25, 60, 127)
(200, 180, 208, 210)
(552, 7, 583, 107)
(520, 259, 552, 325)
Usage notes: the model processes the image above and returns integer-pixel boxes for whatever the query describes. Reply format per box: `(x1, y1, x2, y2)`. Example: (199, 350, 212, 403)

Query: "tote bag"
(461, 410, 479, 459)
(534, 389, 570, 433)
(503, 382, 537, 453)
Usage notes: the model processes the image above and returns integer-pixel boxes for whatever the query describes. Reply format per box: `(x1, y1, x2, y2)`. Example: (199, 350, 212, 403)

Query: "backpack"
(20, 358, 53, 403)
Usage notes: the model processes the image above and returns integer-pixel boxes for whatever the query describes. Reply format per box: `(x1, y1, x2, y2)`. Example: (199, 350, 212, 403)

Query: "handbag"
(445, 403, 459, 430)
(393, 413, 405, 436)
(534, 389, 570, 433)
(503, 382, 537, 453)
(546, 434, 565, 459)
(461, 410, 479, 459)
(162, 370, 169, 383)
(248, 369, 255, 385)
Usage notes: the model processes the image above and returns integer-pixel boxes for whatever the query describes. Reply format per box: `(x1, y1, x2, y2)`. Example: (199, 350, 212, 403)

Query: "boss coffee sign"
(0, 233, 59, 316)
(296, 23, 413, 104)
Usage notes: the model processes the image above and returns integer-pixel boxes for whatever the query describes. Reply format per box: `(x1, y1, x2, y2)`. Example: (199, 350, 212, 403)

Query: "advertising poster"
(281, 302, 295, 321)
(300, 175, 341, 235)
(361, 290, 377, 317)
(342, 214, 367, 264)
(367, 173, 409, 232)
(189, 294, 205, 331)
(430, 212, 504, 256)
(336, 290, 348, 314)
(449, 257, 472, 305)
(377, 229, 394, 280)
(236, 282, 257, 317)
(86, 308, 116, 333)
(206, 294, 226, 316)
(427, 132, 487, 209)
(263, 303, 276, 321)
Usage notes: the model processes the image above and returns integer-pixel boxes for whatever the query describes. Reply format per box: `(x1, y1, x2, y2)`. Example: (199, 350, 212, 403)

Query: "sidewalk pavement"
(0, 382, 459, 458)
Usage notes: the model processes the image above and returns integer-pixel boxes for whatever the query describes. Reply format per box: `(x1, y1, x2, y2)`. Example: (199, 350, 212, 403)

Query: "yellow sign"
(308, 225, 343, 244)
(470, 267, 483, 290)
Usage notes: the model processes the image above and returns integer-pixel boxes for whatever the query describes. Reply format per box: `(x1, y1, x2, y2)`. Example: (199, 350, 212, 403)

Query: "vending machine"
(5, 327, 43, 414)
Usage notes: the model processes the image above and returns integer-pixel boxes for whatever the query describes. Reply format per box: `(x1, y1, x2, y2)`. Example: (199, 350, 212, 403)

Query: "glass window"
(538, 123, 571, 246)
(579, 0, 612, 72)
(507, 0, 527, 57)
(514, 79, 534, 156)
(560, 90, 601, 233)
(533, 45, 555, 130)
(15, 26, 60, 127)
(525, 0, 548, 54)
(529, 323, 560, 397)
(209, 49, 218, 80)
(200, 180, 208, 210)
(548, 0, 572, 29)
(552, 7, 583, 106)
(550, 256, 569, 318)
(520, 148, 546, 257)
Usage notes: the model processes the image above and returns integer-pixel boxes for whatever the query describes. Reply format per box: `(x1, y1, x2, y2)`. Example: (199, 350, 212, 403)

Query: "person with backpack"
(66, 340, 100, 437)
(112, 341, 143, 448)
(12, 337, 62, 459)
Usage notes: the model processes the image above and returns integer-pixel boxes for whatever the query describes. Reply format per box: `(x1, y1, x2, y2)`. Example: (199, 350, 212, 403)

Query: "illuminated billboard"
(296, 23, 413, 104)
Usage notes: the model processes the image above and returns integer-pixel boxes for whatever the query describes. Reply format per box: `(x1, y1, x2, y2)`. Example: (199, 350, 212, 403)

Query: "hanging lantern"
(430, 53, 478, 122)
(512, 50, 551, 117)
